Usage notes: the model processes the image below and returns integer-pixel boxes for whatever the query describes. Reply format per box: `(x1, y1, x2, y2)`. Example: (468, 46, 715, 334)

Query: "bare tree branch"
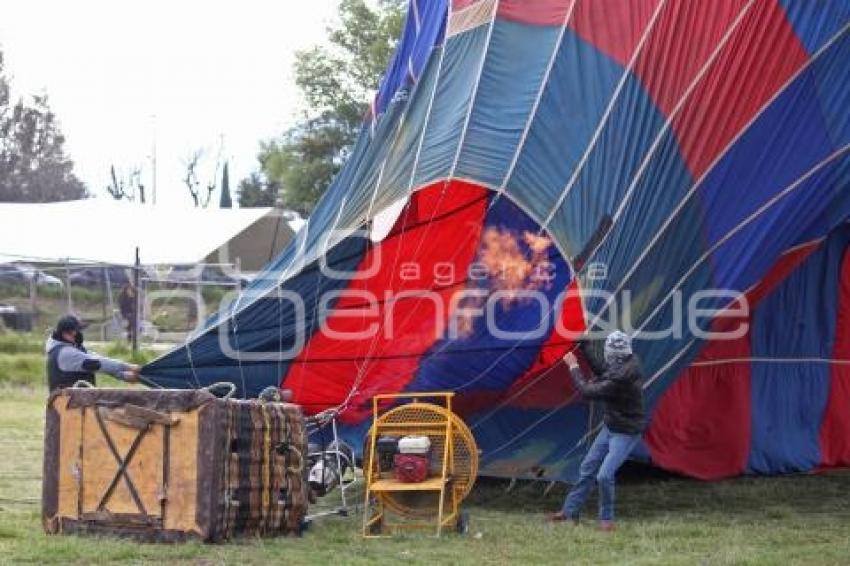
(182, 146, 221, 208)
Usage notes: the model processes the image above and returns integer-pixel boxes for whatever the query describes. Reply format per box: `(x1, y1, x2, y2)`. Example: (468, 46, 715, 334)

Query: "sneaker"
(598, 520, 615, 532)
(547, 512, 579, 525)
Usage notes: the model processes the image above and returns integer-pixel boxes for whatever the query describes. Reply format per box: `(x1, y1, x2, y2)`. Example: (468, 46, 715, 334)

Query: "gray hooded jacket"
(45, 337, 131, 391)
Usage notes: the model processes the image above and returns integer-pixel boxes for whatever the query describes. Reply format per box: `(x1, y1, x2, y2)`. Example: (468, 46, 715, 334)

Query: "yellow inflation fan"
(362, 392, 478, 537)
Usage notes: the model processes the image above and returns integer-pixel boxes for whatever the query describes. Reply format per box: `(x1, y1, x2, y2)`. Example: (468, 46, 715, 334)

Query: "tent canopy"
(0, 199, 302, 268)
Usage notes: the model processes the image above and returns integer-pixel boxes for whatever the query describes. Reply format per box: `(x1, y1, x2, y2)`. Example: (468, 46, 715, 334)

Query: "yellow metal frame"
(362, 392, 461, 537)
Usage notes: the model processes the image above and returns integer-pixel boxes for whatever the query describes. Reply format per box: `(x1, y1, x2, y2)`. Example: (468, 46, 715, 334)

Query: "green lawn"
(1, 387, 850, 564)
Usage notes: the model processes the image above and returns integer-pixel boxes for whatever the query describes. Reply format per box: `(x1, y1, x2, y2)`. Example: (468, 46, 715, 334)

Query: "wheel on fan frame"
(456, 510, 470, 535)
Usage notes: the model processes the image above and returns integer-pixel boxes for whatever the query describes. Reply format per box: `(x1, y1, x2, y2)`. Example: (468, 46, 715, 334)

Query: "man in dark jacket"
(118, 283, 137, 343)
(549, 330, 645, 530)
(45, 315, 140, 392)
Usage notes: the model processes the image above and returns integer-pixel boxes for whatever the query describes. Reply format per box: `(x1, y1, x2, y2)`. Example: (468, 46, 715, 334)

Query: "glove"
(563, 351, 580, 369)
(122, 365, 140, 383)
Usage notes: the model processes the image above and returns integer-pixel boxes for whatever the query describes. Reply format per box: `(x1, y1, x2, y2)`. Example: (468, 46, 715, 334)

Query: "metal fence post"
(64, 259, 73, 313)
(132, 248, 140, 353)
(29, 276, 37, 326)
(100, 265, 108, 325)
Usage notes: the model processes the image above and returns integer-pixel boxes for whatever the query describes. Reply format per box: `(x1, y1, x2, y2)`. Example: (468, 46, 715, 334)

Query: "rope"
(578, 21, 850, 336)
(322, 7, 458, 419)
(447, 2, 673, 413)
(233, 328, 248, 399)
(184, 327, 203, 389)
(419, 0, 766, 424)
(337, 0, 503, 412)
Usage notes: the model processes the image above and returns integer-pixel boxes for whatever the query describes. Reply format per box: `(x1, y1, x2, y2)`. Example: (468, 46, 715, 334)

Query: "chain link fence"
(0, 259, 243, 349)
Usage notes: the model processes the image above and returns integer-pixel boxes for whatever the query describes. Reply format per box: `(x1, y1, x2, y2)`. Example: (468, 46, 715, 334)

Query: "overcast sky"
(0, 0, 340, 206)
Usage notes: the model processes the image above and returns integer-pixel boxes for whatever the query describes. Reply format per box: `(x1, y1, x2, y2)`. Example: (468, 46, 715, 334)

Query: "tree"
(106, 164, 146, 203)
(237, 171, 278, 208)
(0, 51, 88, 202)
(219, 162, 232, 208)
(182, 148, 220, 208)
(246, 0, 404, 215)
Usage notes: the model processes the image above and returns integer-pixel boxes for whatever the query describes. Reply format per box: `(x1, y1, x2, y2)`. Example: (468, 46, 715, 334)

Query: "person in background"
(118, 283, 137, 343)
(549, 330, 646, 531)
(45, 315, 140, 392)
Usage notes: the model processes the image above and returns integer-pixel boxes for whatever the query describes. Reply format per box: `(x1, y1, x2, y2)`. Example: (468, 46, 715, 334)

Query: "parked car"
(0, 263, 63, 288)
(0, 264, 27, 286)
(0, 303, 33, 331)
(167, 265, 242, 286)
(68, 266, 131, 288)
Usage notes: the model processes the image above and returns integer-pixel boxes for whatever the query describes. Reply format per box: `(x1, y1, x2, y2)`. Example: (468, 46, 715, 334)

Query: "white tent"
(0, 199, 305, 268)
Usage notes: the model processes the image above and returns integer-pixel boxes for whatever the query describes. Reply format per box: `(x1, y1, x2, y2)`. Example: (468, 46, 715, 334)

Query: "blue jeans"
(562, 425, 640, 522)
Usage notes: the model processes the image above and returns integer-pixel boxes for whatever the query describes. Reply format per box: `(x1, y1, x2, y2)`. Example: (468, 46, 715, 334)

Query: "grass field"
(2, 386, 850, 565)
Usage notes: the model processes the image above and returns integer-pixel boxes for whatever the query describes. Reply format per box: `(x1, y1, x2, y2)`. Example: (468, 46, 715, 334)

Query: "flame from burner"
(452, 228, 554, 338)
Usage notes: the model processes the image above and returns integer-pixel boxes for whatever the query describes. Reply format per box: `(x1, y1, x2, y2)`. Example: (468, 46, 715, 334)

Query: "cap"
(55, 315, 84, 335)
